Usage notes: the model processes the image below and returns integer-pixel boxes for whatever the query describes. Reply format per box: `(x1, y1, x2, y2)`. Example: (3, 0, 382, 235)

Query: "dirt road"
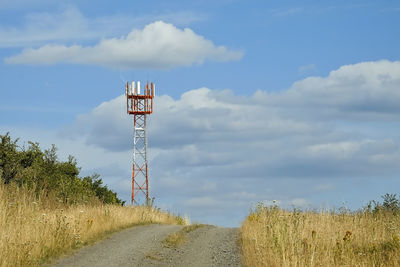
(50, 224, 241, 267)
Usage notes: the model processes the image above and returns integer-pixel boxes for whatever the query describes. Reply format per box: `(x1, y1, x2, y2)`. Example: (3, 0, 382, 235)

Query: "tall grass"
(0, 184, 183, 267)
(241, 204, 400, 266)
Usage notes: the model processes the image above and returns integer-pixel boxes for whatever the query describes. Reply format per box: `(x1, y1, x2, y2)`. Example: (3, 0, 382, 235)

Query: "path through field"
(50, 224, 241, 267)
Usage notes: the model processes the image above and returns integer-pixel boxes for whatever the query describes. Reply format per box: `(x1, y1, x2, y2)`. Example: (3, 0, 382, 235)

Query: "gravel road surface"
(50, 224, 241, 267)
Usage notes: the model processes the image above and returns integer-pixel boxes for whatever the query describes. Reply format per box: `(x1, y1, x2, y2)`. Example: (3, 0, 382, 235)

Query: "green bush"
(0, 132, 124, 205)
(364, 193, 400, 215)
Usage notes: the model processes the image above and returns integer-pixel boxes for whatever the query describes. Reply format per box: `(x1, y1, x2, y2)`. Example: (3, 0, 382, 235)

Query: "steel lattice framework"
(126, 81, 154, 205)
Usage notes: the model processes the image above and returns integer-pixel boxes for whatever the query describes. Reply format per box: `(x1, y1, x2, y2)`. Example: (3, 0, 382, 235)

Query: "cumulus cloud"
(5, 20, 243, 69)
(63, 60, 400, 178)
(273, 60, 400, 119)
(57, 59, 400, 226)
(62, 95, 130, 152)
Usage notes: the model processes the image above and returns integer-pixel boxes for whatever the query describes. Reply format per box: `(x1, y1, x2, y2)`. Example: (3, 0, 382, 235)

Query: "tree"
(0, 133, 20, 184)
(0, 132, 124, 205)
(382, 193, 399, 214)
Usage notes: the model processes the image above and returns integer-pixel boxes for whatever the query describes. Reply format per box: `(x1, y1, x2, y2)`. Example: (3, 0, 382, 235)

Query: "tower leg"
(132, 114, 149, 205)
(132, 165, 135, 204)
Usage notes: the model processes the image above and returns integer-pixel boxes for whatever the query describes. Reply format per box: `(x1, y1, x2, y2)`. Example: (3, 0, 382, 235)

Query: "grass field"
(241, 204, 400, 267)
(0, 184, 183, 267)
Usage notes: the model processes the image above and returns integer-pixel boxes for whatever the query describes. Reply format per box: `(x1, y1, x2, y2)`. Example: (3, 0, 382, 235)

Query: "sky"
(1, 0, 400, 227)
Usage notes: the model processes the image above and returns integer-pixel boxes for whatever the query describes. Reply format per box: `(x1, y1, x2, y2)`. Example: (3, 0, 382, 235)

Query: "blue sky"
(1, 0, 400, 226)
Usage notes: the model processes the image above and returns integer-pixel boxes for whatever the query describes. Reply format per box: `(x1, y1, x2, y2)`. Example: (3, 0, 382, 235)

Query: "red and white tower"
(125, 81, 155, 205)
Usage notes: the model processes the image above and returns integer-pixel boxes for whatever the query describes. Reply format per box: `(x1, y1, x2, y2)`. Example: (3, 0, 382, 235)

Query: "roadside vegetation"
(0, 133, 184, 266)
(0, 133, 123, 205)
(241, 194, 400, 266)
(163, 224, 205, 248)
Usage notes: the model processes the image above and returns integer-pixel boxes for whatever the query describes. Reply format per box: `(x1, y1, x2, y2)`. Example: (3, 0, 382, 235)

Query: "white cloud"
(5, 20, 243, 69)
(269, 60, 400, 121)
(0, 7, 90, 47)
(63, 60, 400, 182)
(305, 141, 363, 158)
(53, 60, 400, 226)
(0, 6, 207, 47)
(61, 95, 130, 152)
(64, 60, 400, 179)
(6, 59, 400, 226)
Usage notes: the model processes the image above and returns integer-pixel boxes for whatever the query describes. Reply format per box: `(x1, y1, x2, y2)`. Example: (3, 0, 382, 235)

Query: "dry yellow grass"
(241, 204, 400, 267)
(163, 224, 205, 248)
(0, 184, 183, 267)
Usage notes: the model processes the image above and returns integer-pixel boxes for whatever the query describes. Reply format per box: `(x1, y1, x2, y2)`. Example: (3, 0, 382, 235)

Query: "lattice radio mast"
(125, 81, 155, 205)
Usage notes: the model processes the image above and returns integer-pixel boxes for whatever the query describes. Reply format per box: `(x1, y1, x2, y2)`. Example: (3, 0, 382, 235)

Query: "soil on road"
(49, 224, 241, 267)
